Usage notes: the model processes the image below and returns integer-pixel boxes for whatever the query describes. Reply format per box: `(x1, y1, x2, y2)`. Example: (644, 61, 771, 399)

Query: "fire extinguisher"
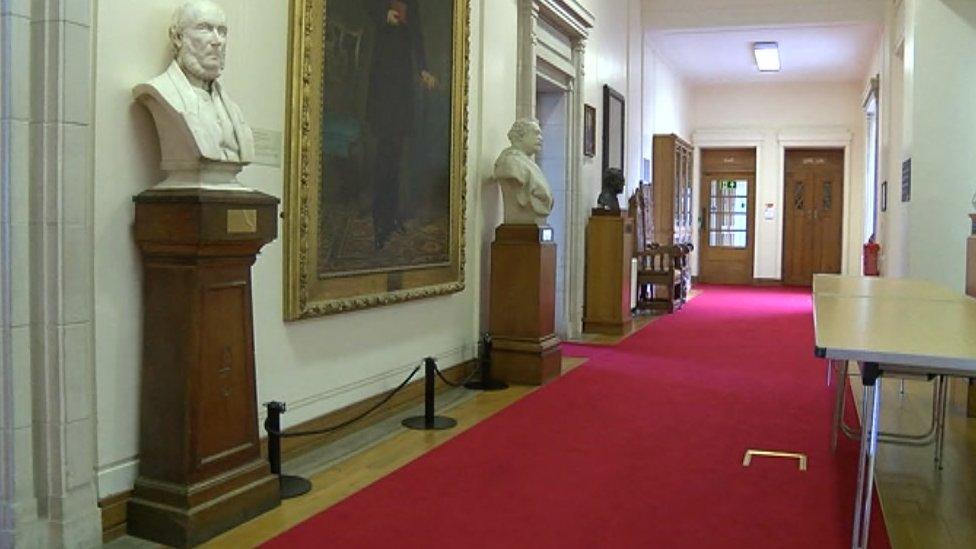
(863, 240, 881, 276)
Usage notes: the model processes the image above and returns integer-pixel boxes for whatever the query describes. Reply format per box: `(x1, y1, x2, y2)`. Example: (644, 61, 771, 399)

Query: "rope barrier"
(264, 340, 502, 498)
(433, 358, 482, 388)
(264, 364, 421, 438)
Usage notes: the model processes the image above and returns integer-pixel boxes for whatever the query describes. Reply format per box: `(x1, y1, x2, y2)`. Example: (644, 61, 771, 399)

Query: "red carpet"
(265, 286, 890, 548)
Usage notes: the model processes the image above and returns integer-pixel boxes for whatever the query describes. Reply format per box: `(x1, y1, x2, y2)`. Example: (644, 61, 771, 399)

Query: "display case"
(652, 134, 694, 246)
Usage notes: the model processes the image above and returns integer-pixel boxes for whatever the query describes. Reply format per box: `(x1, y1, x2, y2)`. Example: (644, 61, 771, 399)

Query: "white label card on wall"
(252, 128, 282, 167)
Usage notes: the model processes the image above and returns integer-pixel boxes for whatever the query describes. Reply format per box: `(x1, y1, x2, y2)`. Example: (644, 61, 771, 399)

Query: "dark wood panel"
(701, 148, 756, 174)
(195, 278, 257, 476)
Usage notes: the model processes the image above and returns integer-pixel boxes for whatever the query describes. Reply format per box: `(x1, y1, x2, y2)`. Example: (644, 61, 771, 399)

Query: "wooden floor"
(106, 356, 588, 549)
(565, 313, 660, 346)
(565, 289, 701, 347)
(850, 371, 976, 548)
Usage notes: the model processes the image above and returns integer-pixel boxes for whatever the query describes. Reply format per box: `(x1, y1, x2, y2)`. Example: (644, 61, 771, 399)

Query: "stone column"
(516, 0, 539, 119)
(0, 1, 101, 546)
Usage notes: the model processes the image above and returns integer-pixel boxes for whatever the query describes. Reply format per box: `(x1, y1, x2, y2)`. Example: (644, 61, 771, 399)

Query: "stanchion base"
(402, 416, 457, 430)
(464, 379, 509, 391)
(279, 474, 312, 499)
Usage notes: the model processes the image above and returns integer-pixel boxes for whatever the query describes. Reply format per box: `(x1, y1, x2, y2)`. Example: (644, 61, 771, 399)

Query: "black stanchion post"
(263, 401, 312, 499)
(465, 333, 508, 391)
(402, 357, 457, 430)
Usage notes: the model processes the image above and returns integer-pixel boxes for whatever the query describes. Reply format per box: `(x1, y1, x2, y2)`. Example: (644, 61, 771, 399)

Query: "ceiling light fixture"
(753, 42, 780, 72)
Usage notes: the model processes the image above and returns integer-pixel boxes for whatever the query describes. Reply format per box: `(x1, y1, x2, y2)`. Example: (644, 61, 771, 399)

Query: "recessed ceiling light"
(753, 42, 780, 72)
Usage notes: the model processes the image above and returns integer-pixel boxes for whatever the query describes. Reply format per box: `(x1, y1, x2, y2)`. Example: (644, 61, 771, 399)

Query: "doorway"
(782, 148, 844, 286)
(698, 148, 757, 284)
(536, 79, 570, 336)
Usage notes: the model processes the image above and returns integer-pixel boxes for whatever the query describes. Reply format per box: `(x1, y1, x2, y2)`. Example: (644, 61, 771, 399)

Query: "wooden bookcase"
(652, 134, 694, 246)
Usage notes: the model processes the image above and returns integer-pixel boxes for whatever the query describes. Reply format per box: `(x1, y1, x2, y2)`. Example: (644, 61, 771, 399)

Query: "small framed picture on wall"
(583, 104, 596, 157)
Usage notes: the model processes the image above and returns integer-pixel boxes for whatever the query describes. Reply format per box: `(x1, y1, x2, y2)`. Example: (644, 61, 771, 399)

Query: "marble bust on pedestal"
(133, 0, 255, 190)
(493, 118, 554, 225)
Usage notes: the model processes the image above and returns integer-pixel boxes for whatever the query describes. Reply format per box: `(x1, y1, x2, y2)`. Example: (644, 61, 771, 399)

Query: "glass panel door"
(707, 179, 749, 248)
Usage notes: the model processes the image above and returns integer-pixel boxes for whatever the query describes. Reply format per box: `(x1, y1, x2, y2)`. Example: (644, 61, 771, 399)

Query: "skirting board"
(691, 277, 782, 287)
(98, 359, 476, 542)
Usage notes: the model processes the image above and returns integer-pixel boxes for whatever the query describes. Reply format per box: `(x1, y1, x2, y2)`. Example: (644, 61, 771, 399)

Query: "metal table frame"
(812, 278, 976, 549)
(829, 359, 948, 462)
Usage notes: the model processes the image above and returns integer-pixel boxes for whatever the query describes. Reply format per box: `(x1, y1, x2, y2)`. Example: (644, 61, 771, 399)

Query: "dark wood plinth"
(583, 211, 634, 335)
(489, 224, 561, 385)
(128, 189, 281, 547)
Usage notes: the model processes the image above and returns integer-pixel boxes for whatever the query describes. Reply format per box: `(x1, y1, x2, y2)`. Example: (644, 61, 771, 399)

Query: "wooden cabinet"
(652, 134, 694, 246)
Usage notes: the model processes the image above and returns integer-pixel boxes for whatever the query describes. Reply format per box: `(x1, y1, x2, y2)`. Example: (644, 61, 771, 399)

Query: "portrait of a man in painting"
(284, 0, 467, 319)
(320, 0, 453, 273)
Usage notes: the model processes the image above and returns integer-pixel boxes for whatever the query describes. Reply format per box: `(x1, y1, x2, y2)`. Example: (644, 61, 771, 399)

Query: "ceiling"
(648, 23, 881, 85)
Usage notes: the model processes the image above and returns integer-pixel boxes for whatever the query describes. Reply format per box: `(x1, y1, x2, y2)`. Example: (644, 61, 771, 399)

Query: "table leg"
(832, 360, 848, 451)
(935, 375, 948, 469)
(852, 361, 881, 549)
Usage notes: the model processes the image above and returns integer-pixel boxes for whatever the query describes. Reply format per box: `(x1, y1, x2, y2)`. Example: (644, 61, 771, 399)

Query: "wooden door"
(783, 149, 844, 286)
(699, 149, 757, 284)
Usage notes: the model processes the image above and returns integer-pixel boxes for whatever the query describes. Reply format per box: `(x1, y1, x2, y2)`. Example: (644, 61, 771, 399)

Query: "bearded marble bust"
(493, 118, 554, 225)
(133, 0, 255, 190)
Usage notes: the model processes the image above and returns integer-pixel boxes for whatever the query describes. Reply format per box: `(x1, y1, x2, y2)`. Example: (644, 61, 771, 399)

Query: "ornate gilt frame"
(284, 0, 470, 320)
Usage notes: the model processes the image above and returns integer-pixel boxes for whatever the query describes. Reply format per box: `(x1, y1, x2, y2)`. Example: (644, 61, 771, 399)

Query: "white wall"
(906, 0, 976, 290)
(92, 0, 644, 498)
(647, 49, 690, 139)
(636, 44, 691, 198)
(690, 81, 866, 279)
(873, 0, 976, 290)
(875, 0, 913, 278)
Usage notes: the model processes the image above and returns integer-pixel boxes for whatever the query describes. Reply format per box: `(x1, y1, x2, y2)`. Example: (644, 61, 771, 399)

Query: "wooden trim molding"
(99, 360, 475, 541)
(752, 278, 783, 287)
(99, 490, 132, 542)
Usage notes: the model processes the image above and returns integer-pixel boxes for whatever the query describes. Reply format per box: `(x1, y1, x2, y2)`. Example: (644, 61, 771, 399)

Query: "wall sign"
(901, 158, 911, 202)
(251, 128, 282, 167)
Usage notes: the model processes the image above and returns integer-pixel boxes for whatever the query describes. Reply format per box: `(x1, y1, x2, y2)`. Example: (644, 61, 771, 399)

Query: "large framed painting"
(284, 0, 470, 319)
(602, 85, 624, 177)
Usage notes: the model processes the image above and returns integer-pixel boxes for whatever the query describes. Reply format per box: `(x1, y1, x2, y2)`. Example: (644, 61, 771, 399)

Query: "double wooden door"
(783, 148, 844, 286)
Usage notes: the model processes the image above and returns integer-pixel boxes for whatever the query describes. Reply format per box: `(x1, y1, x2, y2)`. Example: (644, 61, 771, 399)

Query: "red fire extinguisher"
(863, 239, 881, 276)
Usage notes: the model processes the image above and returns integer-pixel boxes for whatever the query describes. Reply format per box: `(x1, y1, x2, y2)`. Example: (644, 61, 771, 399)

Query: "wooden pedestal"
(489, 224, 562, 385)
(127, 189, 281, 547)
(583, 210, 634, 335)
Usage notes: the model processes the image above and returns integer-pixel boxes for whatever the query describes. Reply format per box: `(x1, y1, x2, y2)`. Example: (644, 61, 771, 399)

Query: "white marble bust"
(493, 118, 554, 225)
(133, 0, 255, 190)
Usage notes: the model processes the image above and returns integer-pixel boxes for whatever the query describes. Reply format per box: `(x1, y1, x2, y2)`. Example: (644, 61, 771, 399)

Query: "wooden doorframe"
(778, 130, 853, 277)
(691, 131, 766, 279)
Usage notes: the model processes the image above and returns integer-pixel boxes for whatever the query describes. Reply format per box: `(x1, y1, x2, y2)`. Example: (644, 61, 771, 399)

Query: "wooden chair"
(629, 182, 683, 313)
